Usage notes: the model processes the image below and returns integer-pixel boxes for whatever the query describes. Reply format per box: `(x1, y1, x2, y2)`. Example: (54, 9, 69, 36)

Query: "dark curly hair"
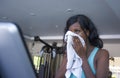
(64, 14, 103, 48)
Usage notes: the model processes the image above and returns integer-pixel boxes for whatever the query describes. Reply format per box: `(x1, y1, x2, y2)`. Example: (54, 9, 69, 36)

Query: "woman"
(55, 14, 109, 78)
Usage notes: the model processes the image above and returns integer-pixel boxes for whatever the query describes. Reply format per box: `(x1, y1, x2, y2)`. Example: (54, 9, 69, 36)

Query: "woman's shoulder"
(97, 48, 109, 60)
(99, 48, 109, 56)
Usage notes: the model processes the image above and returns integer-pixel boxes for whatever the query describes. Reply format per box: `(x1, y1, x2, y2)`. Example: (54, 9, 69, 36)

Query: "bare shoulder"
(99, 48, 109, 56)
(97, 48, 109, 60)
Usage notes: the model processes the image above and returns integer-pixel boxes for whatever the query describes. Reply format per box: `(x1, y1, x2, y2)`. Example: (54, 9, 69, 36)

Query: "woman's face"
(68, 22, 86, 39)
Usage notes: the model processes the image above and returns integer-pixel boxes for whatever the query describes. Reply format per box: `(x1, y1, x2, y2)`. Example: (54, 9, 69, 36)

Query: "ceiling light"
(29, 13, 36, 16)
(55, 25, 58, 28)
(66, 9, 73, 12)
(2, 16, 8, 19)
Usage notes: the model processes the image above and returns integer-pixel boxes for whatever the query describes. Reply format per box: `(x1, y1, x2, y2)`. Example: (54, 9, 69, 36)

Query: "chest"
(86, 47, 99, 72)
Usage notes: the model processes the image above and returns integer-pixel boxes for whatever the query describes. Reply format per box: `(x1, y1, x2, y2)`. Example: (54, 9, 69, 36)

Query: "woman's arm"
(95, 49, 109, 78)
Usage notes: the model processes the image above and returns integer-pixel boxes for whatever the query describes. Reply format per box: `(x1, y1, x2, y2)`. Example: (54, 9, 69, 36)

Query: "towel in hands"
(64, 31, 85, 78)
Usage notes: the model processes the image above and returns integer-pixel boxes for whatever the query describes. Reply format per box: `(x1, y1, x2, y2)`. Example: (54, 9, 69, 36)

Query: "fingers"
(73, 36, 82, 52)
(73, 36, 83, 47)
(72, 36, 87, 57)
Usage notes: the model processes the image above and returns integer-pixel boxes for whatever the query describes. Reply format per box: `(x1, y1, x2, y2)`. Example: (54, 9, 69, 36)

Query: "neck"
(85, 40, 94, 57)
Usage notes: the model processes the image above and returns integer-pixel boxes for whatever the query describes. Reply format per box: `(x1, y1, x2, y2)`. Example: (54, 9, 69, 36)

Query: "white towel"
(64, 31, 85, 78)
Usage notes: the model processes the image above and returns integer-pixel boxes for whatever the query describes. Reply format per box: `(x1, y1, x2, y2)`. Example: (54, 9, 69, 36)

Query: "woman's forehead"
(69, 22, 82, 30)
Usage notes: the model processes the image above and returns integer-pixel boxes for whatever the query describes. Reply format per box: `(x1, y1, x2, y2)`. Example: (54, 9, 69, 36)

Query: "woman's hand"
(73, 36, 87, 58)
